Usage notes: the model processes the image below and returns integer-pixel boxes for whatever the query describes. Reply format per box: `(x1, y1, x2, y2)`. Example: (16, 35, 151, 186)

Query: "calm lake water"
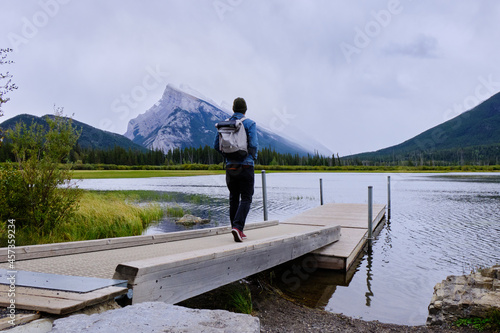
(77, 172, 500, 325)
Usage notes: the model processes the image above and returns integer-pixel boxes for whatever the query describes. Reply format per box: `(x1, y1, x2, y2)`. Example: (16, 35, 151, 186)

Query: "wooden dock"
(113, 223, 340, 304)
(282, 203, 386, 270)
(0, 220, 340, 313)
(0, 203, 385, 316)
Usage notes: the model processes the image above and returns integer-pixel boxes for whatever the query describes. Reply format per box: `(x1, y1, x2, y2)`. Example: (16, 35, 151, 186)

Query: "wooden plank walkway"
(0, 220, 341, 313)
(0, 220, 280, 263)
(0, 284, 127, 315)
(282, 203, 386, 270)
(114, 224, 341, 304)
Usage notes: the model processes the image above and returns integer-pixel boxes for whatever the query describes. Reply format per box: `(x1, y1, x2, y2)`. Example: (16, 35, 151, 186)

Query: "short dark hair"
(232, 97, 247, 113)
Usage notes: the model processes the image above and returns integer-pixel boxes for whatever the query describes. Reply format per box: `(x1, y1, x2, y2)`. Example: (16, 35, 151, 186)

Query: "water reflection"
(365, 244, 373, 307)
(272, 255, 359, 309)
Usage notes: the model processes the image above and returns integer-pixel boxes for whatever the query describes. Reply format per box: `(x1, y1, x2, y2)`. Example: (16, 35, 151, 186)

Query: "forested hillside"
(345, 91, 500, 166)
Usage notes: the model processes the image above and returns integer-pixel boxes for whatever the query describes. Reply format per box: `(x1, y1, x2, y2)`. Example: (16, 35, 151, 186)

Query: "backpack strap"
(230, 116, 246, 126)
(238, 117, 247, 129)
(229, 115, 246, 121)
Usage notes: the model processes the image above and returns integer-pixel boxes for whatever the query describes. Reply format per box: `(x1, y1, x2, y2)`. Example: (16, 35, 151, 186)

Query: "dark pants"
(226, 165, 254, 232)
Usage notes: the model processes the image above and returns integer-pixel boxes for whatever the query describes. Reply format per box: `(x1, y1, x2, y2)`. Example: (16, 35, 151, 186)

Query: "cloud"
(384, 34, 439, 58)
(1, 1, 500, 156)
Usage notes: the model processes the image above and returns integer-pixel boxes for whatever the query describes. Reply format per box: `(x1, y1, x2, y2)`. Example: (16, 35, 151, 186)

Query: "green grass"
(92, 190, 175, 201)
(166, 206, 185, 217)
(71, 165, 500, 179)
(177, 280, 254, 315)
(3, 191, 164, 246)
(227, 284, 253, 314)
(258, 164, 500, 173)
(184, 193, 213, 204)
(73, 169, 224, 179)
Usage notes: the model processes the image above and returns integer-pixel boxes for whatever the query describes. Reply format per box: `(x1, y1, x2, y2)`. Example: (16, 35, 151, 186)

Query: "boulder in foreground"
(51, 302, 260, 333)
(427, 265, 500, 326)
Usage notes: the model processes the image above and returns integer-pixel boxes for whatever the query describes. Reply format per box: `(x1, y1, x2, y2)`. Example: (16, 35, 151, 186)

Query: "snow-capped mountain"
(124, 84, 311, 155)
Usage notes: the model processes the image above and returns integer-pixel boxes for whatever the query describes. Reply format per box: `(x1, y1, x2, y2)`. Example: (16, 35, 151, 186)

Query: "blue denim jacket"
(214, 112, 258, 166)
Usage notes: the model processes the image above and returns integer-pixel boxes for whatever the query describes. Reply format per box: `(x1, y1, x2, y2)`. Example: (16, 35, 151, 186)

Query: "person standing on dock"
(214, 97, 258, 242)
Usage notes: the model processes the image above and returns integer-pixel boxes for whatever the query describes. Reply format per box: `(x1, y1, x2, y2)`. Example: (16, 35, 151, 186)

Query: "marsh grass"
(109, 190, 174, 202)
(178, 281, 254, 315)
(185, 193, 212, 205)
(227, 284, 253, 314)
(2, 190, 164, 246)
(166, 206, 185, 217)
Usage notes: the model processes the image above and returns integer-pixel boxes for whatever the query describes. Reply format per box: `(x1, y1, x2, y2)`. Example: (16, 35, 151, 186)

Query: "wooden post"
(368, 186, 373, 240)
(262, 170, 268, 221)
(319, 178, 324, 205)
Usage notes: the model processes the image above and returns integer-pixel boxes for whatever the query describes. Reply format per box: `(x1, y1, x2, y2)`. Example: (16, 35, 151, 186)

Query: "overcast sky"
(1, 1, 499, 156)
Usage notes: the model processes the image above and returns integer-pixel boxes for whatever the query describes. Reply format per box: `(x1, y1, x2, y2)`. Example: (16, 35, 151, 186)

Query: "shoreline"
(179, 274, 488, 333)
(255, 289, 485, 333)
(69, 166, 500, 179)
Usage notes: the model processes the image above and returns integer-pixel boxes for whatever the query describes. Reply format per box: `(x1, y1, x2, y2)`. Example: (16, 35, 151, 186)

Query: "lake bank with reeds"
(0, 191, 166, 246)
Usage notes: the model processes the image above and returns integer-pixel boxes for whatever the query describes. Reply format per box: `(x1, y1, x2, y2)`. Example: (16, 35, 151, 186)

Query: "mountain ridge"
(0, 114, 148, 152)
(125, 84, 312, 155)
(345, 91, 500, 164)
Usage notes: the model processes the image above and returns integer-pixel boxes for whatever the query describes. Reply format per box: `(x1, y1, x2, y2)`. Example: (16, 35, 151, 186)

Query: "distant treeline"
(65, 146, 338, 166)
(159, 146, 340, 166)
(0, 142, 166, 165)
(0, 142, 498, 167)
(0, 142, 339, 166)
(345, 144, 500, 167)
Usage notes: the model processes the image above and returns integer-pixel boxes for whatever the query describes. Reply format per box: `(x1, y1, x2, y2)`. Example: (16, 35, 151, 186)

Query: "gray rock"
(51, 302, 259, 333)
(176, 214, 210, 225)
(427, 265, 500, 325)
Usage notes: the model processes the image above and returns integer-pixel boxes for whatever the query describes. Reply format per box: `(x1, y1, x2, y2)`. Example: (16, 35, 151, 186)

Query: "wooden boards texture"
(0, 220, 340, 311)
(0, 284, 127, 315)
(114, 224, 341, 304)
(282, 203, 386, 270)
(0, 221, 280, 263)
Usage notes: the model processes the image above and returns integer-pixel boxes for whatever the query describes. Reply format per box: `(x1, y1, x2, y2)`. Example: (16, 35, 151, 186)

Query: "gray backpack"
(215, 117, 248, 161)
